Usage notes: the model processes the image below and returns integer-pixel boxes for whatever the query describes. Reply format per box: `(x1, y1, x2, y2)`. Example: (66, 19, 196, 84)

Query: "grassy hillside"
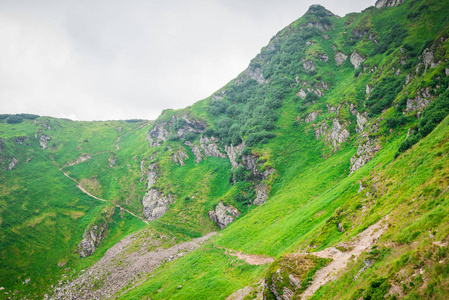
(1, 0, 449, 299)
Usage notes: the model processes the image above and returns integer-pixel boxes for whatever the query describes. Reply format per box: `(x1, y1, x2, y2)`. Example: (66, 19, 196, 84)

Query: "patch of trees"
(366, 76, 404, 116)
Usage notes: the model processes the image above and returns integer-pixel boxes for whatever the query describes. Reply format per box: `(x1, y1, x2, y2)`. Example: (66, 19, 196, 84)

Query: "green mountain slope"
(1, 0, 449, 299)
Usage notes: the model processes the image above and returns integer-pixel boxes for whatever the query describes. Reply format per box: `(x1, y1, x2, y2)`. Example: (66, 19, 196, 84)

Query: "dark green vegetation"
(2, 0, 449, 299)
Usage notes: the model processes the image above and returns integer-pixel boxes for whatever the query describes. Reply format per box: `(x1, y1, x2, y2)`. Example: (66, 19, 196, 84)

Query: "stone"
(334, 51, 348, 66)
(305, 112, 318, 123)
(142, 189, 172, 221)
(225, 142, 246, 168)
(253, 184, 269, 205)
(366, 85, 372, 95)
(39, 134, 51, 150)
(78, 220, 110, 258)
(314, 122, 329, 140)
(318, 53, 329, 62)
(244, 66, 266, 84)
(375, 0, 405, 9)
(350, 51, 365, 69)
(327, 119, 350, 148)
(422, 49, 434, 70)
(356, 113, 368, 133)
(350, 138, 381, 174)
(350, 103, 357, 115)
(288, 274, 301, 289)
(172, 150, 188, 166)
(338, 223, 345, 232)
(208, 201, 240, 229)
(302, 59, 316, 71)
(296, 89, 307, 99)
(199, 136, 226, 159)
(8, 157, 18, 170)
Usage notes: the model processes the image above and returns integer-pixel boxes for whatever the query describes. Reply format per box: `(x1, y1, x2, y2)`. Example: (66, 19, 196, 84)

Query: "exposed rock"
(208, 201, 240, 229)
(302, 59, 316, 71)
(327, 103, 341, 115)
(356, 113, 368, 133)
(445, 68, 449, 76)
(350, 51, 365, 69)
(225, 142, 246, 168)
(66, 155, 91, 167)
(39, 134, 51, 150)
(422, 49, 434, 70)
(142, 189, 173, 221)
(318, 53, 329, 62)
(313, 122, 329, 140)
(395, 69, 401, 76)
(142, 163, 173, 221)
(350, 138, 381, 174)
(8, 157, 18, 170)
(350, 104, 357, 115)
(117, 126, 122, 133)
(296, 89, 307, 99)
(289, 274, 301, 289)
(212, 90, 226, 100)
(191, 144, 203, 164)
(366, 85, 373, 95)
(244, 66, 266, 84)
(172, 150, 188, 166)
(334, 51, 348, 66)
(200, 136, 226, 159)
(353, 259, 374, 281)
(15, 136, 28, 144)
(78, 215, 112, 258)
(375, 0, 405, 9)
(405, 88, 432, 114)
(305, 112, 318, 123)
(338, 223, 345, 232)
(253, 184, 269, 205)
(327, 119, 350, 148)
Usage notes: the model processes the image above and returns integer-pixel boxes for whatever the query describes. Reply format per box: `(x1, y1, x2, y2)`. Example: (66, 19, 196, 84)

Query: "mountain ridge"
(1, 0, 449, 298)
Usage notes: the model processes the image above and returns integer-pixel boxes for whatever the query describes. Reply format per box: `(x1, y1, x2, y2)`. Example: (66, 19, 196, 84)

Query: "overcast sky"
(0, 0, 374, 121)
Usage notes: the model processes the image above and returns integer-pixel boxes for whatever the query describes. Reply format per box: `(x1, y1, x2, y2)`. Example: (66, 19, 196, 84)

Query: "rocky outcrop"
(142, 163, 173, 221)
(142, 190, 173, 221)
(199, 136, 226, 159)
(356, 113, 368, 133)
(327, 103, 341, 115)
(327, 119, 350, 148)
(375, 0, 405, 9)
(207, 201, 240, 229)
(302, 59, 316, 71)
(305, 112, 318, 123)
(405, 88, 432, 114)
(39, 134, 51, 150)
(334, 51, 348, 66)
(147, 115, 206, 147)
(78, 210, 114, 258)
(225, 142, 246, 168)
(244, 66, 267, 84)
(253, 184, 269, 205)
(313, 122, 329, 140)
(296, 89, 307, 99)
(350, 51, 365, 69)
(350, 138, 381, 174)
(8, 157, 18, 170)
(172, 150, 188, 166)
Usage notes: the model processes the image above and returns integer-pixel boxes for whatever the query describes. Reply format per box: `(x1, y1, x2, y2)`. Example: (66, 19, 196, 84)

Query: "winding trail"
(60, 168, 149, 225)
(301, 217, 388, 299)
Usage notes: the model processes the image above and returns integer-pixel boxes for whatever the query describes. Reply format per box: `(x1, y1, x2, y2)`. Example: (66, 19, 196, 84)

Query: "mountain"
(1, 0, 449, 299)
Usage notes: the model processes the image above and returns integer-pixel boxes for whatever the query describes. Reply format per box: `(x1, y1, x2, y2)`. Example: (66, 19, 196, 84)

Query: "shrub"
(6, 115, 23, 124)
(16, 113, 39, 120)
(0, 114, 11, 120)
(167, 135, 180, 142)
(184, 132, 196, 142)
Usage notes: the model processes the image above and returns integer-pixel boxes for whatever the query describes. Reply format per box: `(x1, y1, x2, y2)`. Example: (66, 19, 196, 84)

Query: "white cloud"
(0, 0, 374, 121)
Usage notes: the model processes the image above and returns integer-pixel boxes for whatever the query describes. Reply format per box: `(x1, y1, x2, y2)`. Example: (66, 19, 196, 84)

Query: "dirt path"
(51, 232, 216, 299)
(225, 249, 274, 265)
(60, 168, 149, 225)
(301, 217, 388, 299)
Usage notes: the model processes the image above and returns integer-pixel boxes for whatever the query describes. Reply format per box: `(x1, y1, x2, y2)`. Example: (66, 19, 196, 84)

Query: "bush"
(16, 113, 39, 120)
(173, 118, 186, 131)
(366, 76, 404, 116)
(6, 115, 23, 124)
(0, 114, 11, 120)
(167, 135, 180, 142)
(386, 116, 408, 128)
(184, 132, 196, 142)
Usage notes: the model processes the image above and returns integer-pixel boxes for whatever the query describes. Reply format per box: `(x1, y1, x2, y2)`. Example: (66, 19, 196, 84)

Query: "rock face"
(327, 119, 350, 148)
(302, 59, 316, 71)
(8, 157, 18, 170)
(405, 88, 432, 114)
(147, 115, 206, 147)
(172, 150, 188, 166)
(334, 51, 348, 66)
(244, 66, 267, 84)
(199, 136, 226, 159)
(350, 51, 365, 69)
(142, 163, 173, 221)
(142, 189, 173, 221)
(313, 122, 329, 140)
(207, 201, 240, 229)
(225, 142, 246, 168)
(78, 212, 113, 258)
(350, 138, 381, 174)
(305, 112, 318, 123)
(356, 113, 368, 133)
(253, 184, 269, 205)
(39, 134, 51, 150)
(375, 0, 405, 9)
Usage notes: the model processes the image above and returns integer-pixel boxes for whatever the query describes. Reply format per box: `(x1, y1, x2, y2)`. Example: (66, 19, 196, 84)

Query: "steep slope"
(1, 0, 449, 299)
